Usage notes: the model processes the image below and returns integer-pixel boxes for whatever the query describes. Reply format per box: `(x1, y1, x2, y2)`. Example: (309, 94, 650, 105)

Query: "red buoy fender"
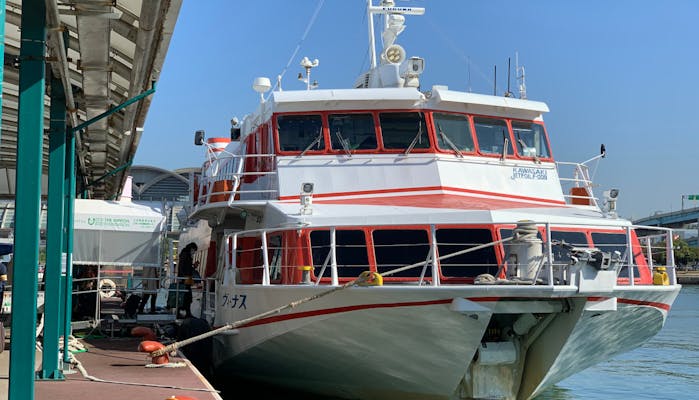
(165, 396, 200, 400)
(138, 340, 169, 365)
(131, 326, 157, 341)
(138, 340, 164, 353)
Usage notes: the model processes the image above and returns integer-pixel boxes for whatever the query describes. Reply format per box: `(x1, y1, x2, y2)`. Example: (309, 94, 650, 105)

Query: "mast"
(367, 0, 424, 68)
(367, 0, 376, 68)
(516, 51, 527, 99)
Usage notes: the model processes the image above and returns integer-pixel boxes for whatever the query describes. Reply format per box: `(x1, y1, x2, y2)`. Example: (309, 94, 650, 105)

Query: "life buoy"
(98, 279, 116, 298)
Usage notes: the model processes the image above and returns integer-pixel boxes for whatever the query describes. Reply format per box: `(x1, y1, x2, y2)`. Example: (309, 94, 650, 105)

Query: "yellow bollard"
(653, 266, 669, 286)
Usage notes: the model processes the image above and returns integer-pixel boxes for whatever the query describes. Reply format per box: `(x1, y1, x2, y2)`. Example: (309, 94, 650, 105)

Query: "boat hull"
(208, 284, 680, 400)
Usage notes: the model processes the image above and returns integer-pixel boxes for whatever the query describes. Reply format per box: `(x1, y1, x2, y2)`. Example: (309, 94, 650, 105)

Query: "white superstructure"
(183, 2, 681, 399)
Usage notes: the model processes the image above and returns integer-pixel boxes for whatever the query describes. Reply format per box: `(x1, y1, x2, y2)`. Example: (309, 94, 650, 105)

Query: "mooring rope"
(151, 271, 371, 357)
(68, 336, 219, 393)
(150, 236, 514, 358)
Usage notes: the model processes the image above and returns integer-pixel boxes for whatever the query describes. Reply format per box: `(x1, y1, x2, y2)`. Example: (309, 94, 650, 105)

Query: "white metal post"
(330, 227, 339, 286)
(430, 224, 440, 286)
(666, 231, 676, 284)
(626, 226, 635, 286)
(261, 232, 270, 285)
(545, 223, 554, 287)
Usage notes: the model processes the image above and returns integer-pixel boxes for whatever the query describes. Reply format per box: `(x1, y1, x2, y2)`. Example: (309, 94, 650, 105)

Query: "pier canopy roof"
(72, 198, 166, 266)
(1, 0, 182, 199)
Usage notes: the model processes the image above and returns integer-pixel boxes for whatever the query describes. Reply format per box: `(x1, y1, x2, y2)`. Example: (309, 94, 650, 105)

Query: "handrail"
(222, 221, 678, 288)
(556, 161, 600, 208)
(195, 152, 278, 206)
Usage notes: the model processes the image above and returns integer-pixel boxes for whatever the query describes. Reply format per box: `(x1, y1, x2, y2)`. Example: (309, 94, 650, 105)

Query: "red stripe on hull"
(616, 297, 671, 311)
(241, 298, 454, 328)
(279, 189, 566, 210)
(214, 295, 672, 330)
(587, 296, 671, 311)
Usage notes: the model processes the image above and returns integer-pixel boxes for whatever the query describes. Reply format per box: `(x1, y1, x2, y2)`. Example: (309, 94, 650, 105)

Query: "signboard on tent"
(72, 199, 166, 266)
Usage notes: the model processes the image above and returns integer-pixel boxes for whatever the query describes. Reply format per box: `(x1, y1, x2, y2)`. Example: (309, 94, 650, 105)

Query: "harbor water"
(537, 284, 699, 400)
(217, 286, 699, 400)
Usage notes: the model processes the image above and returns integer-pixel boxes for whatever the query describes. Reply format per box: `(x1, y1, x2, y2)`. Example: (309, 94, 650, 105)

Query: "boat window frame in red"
(471, 114, 515, 159)
(509, 117, 554, 162)
(430, 111, 478, 156)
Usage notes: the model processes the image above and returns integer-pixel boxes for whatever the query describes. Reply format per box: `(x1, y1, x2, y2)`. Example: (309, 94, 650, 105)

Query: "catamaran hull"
(209, 285, 680, 400)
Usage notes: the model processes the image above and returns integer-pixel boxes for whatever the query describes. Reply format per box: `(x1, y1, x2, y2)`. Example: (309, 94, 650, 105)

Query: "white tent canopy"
(73, 199, 166, 266)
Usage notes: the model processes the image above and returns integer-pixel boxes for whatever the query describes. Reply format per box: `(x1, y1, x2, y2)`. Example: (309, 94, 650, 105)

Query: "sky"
(136, 0, 699, 221)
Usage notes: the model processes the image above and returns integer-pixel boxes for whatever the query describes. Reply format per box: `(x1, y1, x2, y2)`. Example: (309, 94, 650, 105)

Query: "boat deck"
(0, 332, 222, 400)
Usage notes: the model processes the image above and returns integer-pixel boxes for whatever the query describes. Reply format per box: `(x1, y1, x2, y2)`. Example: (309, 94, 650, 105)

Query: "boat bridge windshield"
(274, 110, 552, 160)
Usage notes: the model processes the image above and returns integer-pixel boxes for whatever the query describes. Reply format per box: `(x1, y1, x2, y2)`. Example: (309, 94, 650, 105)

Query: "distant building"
(129, 166, 199, 237)
(0, 165, 199, 240)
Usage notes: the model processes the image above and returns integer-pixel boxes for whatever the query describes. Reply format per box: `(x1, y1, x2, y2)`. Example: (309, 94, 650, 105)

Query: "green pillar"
(39, 71, 66, 380)
(10, 0, 45, 398)
(0, 0, 6, 137)
(61, 100, 76, 369)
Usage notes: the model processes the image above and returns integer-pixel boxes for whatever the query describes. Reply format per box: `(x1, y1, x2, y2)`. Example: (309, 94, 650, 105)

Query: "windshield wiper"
(334, 130, 352, 158)
(500, 129, 509, 161)
(404, 115, 424, 156)
(300, 128, 323, 156)
(515, 131, 540, 163)
(437, 123, 463, 158)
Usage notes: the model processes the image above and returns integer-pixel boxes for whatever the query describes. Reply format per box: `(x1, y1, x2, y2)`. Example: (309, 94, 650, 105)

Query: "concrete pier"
(676, 271, 699, 285)
(0, 329, 222, 400)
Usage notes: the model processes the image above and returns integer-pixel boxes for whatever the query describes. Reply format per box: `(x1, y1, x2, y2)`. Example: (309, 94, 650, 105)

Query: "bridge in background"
(634, 207, 699, 247)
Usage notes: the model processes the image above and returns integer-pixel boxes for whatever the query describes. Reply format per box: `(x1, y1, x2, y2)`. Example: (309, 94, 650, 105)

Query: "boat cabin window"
(329, 113, 377, 151)
(277, 114, 324, 152)
(590, 232, 640, 279)
(474, 117, 513, 156)
(433, 113, 474, 153)
(378, 112, 429, 150)
(267, 234, 283, 282)
(373, 229, 431, 278)
(310, 230, 368, 279)
(436, 228, 498, 277)
(550, 231, 589, 263)
(512, 121, 550, 159)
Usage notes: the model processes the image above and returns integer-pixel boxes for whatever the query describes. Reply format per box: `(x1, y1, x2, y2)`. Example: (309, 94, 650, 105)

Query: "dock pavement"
(0, 326, 223, 400)
(676, 270, 699, 284)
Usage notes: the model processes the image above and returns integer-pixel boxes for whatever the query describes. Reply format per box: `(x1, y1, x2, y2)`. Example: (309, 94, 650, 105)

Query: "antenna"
(493, 65, 497, 96)
(467, 56, 472, 92)
(505, 57, 513, 97)
(516, 51, 527, 99)
(298, 57, 319, 90)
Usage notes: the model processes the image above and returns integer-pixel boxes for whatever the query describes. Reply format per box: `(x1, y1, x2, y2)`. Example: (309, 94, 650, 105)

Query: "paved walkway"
(0, 328, 222, 400)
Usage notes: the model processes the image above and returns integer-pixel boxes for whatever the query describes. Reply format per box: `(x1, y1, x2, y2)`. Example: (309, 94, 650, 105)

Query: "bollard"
(138, 340, 169, 365)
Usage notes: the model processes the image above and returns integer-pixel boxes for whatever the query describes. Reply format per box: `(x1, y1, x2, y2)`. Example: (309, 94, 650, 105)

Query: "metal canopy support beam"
(71, 81, 156, 134)
(10, 0, 45, 398)
(84, 161, 132, 196)
(60, 27, 76, 373)
(39, 71, 66, 380)
(0, 0, 6, 139)
(61, 101, 76, 370)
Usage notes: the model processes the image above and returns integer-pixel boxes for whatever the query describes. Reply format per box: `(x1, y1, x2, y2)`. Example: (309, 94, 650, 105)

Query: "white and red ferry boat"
(184, 2, 681, 399)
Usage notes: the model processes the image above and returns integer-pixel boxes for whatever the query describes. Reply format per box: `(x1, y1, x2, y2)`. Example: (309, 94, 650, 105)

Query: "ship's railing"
(221, 222, 678, 289)
(194, 153, 278, 206)
(556, 161, 600, 208)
